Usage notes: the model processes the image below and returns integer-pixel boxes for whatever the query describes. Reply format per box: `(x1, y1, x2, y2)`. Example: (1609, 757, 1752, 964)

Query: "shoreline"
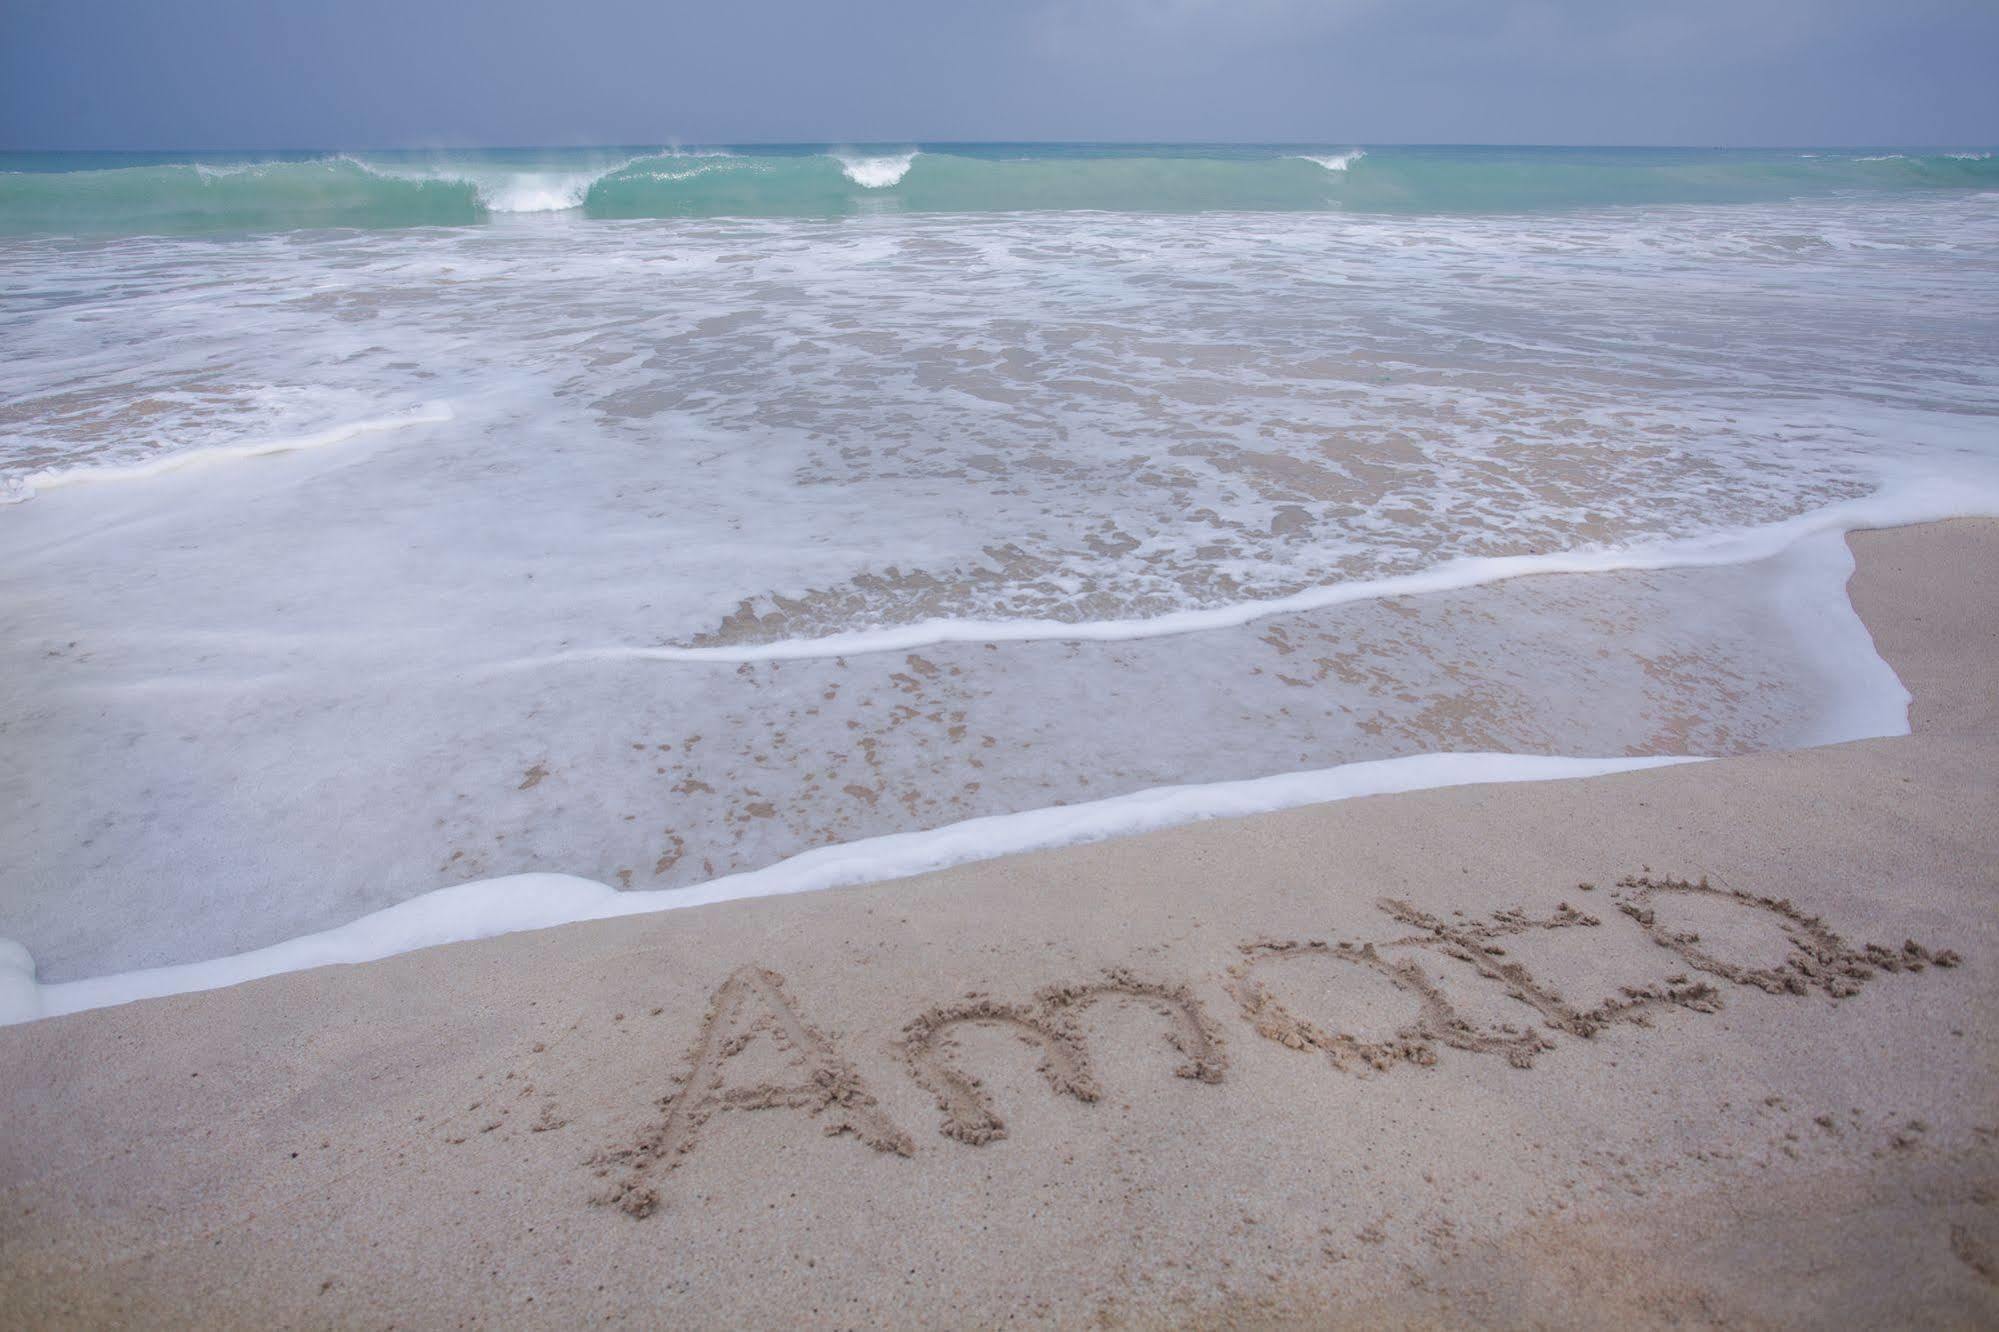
(513, 472, 1998, 664)
(0, 498, 1960, 1020)
(2, 518, 1994, 1325)
(10, 752, 1700, 1022)
(7, 189, 1997, 988)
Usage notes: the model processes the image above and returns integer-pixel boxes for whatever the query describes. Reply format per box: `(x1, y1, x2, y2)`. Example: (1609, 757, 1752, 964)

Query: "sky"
(3, 0, 1997, 150)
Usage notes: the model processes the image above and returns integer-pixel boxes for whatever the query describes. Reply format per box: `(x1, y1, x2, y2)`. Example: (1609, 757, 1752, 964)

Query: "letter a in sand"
(593, 966, 913, 1217)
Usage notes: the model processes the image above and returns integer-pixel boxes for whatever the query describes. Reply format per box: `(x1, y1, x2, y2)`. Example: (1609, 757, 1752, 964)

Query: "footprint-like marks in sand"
(590, 966, 912, 1218)
(900, 970, 1225, 1145)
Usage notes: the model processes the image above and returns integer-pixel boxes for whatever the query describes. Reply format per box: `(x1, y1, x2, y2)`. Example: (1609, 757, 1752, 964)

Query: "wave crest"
(1299, 150, 1366, 172)
(344, 153, 650, 214)
(6, 147, 1997, 235)
(837, 151, 918, 188)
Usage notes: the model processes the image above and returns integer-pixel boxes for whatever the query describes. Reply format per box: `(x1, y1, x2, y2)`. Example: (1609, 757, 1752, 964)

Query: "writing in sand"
(433, 874, 1963, 1218)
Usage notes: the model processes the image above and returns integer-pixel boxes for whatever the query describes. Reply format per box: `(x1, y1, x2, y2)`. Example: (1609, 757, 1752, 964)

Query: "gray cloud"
(2, 0, 1993, 148)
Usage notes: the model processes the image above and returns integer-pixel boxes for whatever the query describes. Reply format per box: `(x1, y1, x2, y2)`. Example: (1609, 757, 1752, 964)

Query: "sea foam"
(2, 404, 453, 503)
(9, 485, 1984, 1026)
(4, 198, 1996, 1023)
(0, 750, 1698, 1024)
(836, 151, 918, 188)
(517, 472, 1998, 666)
(343, 152, 671, 213)
(1300, 150, 1366, 172)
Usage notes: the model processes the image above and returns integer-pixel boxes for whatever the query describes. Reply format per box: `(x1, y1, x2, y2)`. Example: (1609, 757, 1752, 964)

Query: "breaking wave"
(1299, 149, 1366, 171)
(2, 144, 1996, 234)
(836, 151, 919, 188)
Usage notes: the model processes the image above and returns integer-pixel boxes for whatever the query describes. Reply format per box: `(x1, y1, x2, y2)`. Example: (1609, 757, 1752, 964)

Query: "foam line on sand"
(513, 472, 1999, 665)
(2, 403, 453, 502)
(0, 750, 1699, 1024)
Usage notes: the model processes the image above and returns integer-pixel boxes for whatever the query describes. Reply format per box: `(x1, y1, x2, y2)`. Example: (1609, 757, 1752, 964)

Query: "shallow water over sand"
(3, 195, 1998, 983)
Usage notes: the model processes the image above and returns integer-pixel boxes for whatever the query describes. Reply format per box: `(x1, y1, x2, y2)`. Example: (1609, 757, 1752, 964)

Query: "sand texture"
(2, 521, 1996, 1328)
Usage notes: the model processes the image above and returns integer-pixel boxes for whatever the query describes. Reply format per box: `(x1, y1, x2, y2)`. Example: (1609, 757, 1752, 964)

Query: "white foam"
(837, 152, 918, 189)
(1300, 150, 1366, 172)
(1761, 527, 1913, 744)
(515, 473, 1999, 666)
(6, 201, 1997, 1011)
(343, 154, 665, 213)
(633, 162, 742, 183)
(0, 938, 39, 1025)
(478, 173, 608, 213)
(5, 750, 1698, 1024)
(6, 404, 453, 501)
(472, 151, 750, 209)
(189, 160, 272, 180)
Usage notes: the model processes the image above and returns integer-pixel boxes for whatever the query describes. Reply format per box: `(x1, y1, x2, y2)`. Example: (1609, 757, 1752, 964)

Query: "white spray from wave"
(343, 153, 694, 213)
(1300, 150, 1366, 172)
(478, 173, 607, 212)
(632, 161, 744, 183)
(188, 160, 278, 180)
(837, 151, 919, 188)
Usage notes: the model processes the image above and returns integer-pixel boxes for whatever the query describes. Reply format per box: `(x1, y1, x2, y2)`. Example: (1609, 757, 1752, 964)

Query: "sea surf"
(3, 144, 1997, 1017)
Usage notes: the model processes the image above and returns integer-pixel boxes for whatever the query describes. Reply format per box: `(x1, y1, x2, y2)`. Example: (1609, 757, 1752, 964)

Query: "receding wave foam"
(836, 151, 919, 188)
(515, 473, 1999, 666)
(15, 478, 1980, 1025)
(1, 404, 453, 503)
(12, 471, 1985, 1024)
(0, 750, 1697, 1022)
(4, 194, 1996, 1025)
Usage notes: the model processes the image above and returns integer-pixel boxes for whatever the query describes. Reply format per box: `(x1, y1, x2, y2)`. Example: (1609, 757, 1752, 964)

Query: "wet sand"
(2, 520, 1995, 1328)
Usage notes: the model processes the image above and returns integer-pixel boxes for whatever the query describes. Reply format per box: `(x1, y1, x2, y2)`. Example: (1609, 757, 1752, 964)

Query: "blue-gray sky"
(4, 0, 1996, 149)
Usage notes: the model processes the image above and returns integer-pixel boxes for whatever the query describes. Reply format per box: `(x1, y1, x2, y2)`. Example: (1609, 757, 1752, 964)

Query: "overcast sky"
(4, 0, 1996, 150)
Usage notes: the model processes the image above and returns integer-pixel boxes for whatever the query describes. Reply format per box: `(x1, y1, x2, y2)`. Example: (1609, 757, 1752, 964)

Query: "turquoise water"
(2, 144, 1994, 234)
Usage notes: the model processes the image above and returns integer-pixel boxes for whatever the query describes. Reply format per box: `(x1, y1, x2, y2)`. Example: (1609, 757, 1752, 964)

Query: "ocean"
(3, 144, 1997, 1014)
(3, 144, 1997, 232)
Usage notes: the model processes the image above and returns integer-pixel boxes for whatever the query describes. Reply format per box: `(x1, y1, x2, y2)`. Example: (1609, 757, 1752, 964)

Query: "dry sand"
(2, 520, 1996, 1329)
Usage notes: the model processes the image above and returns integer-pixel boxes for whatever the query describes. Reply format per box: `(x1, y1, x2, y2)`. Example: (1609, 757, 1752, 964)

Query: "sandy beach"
(2, 518, 1995, 1328)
